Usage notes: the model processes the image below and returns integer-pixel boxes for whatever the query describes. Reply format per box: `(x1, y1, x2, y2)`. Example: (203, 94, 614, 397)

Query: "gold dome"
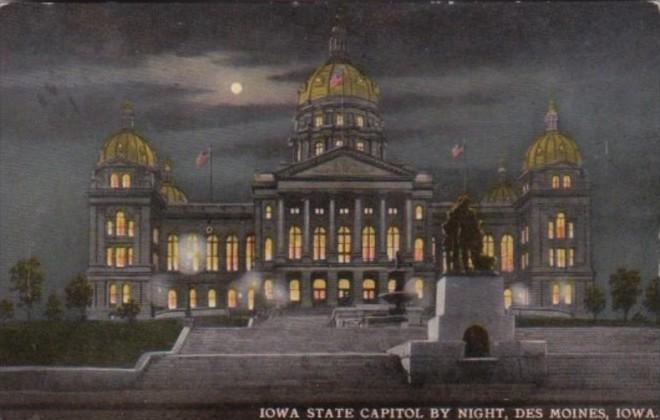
(298, 61, 380, 105)
(524, 100, 582, 171)
(160, 180, 188, 204)
(99, 128, 158, 168)
(482, 166, 517, 205)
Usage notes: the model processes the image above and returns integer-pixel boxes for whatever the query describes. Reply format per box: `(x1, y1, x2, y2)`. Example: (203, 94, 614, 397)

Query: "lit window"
(387, 227, 400, 261)
(122, 283, 131, 304)
(246, 235, 255, 271)
(364, 207, 373, 215)
(226, 235, 239, 272)
(127, 247, 133, 266)
(336, 113, 344, 126)
(388, 279, 397, 293)
(248, 288, 255, 311)
(121, 174, 131, 188)
(388, 208, 398, 215)
(168, 289, 177, 309)
(500, 235, 514, 272)
(563, 283, 573, 305)
(362, 226, 376, 262)
(339, 208, 350, 215)
(552, 175, 560, 189)
(206, 234, 219, 271)
(335, 139, 344, 147)
(288, 226, 302, 260)
(109, 284, 118, 306)
(548, 221, 555, 239)
(556, 213, 566, 239)
(314, 115, 323, 127)
(188, 235, 200, 272)
(432, 236, 437, 262)
(568, 248, 575, 267)
(563, 175, 572, 189)
(152, 228, 159, 244)
(356, 115, 364, 127)
(504, 289, 513, 309)
(128, 220, 135, 237)
(106, 220, 114, 236)
(314, 207, 325, 215)
(264, 280, 274, 301)
(414, 238, 424, 262)
(289, 280, 301, 303)
(227, 289, 237, 309)
(356, 140, 365, 152)
(338, 279, 351, 301)
(415, 278, 424, 299)
(552, 283, 560, 305)
(208, 289, 217, 308)
(568, 222, 574, 239)
(116, 247, 127, 268)
(337, 226, 351, 263)
(264, 237, 274, 262)
(315, 142, 324, 156)
(106, 248, 114, 267)
(167, 234, 179, 271)
(289, 207, 300, 215)
(482, 234, 495, 257)
(313, 279, 327, 302)
(362, 279, 376, 302)
(556, 248, 566, 268)
(116, 211, 126, 236)
(415, 205, 424, 220)
(265, 205, 272, 220)
(549, 248, 555, 267)
(110, 173, 120, 188)
(313, 227, 326, 260)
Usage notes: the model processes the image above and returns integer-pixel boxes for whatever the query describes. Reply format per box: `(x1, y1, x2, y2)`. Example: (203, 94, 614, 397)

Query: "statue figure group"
(443, 194, 494, 273)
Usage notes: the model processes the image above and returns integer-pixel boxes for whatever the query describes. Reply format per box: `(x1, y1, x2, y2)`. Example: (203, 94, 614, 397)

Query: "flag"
(330, 68, 344, 88)
(196, 148, 211, 168)
(452, 144, 465, 160)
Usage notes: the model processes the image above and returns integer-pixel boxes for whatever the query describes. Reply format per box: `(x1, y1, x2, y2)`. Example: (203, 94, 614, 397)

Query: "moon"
(230, 82, 243, 95)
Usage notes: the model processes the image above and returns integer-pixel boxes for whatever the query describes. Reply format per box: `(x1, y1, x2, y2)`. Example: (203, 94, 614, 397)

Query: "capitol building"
(86, 24, 594, 319)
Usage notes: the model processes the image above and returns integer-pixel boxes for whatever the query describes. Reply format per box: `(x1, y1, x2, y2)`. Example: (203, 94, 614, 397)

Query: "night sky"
(1, 2, 659, 314)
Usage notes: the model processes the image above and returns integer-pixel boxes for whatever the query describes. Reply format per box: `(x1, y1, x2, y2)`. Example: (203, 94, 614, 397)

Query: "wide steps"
(515, 327, 660, 353)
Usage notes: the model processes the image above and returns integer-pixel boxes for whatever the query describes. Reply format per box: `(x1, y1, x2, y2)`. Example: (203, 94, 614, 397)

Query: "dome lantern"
(121, 100, 135, 129)
(544, 99, 558, 132)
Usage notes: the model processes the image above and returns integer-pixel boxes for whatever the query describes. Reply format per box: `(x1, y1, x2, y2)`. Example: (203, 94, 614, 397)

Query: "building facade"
(86, 24, 593, 319)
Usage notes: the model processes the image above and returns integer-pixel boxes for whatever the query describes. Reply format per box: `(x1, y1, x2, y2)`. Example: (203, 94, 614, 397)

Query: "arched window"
(289, 280, 301, 303)
(387, 279, 397, 293)
(415, 278, 424, 299)
(338, 279, 351, 303)
(387, 227, 400, 261)
(415, 205, 424, 220)
(362, 279, 376, 302)
(504, 288, 513, 309)
(556, 248, 567, 268)
(356, 140, 365, 152)
(563, 175, 572, 189)
(288, 226, 302, 260)
(116, 247, 127, 268)
(121, 173, 131, 188)
(167, 289, 177, 309)
(556, 213, 566, 239)
(313, 279, 327, 302)
(248, 288, 255, 311)
(552, 283, 560, 305)
(189, 288, 197, 309)
(116, 211, 126, 236)
(208, 289, 217, 308)
(337, 227, 351, 263)
(106, 248, 114, 267)
(122, 283, 131, 304)
(167, 234, 179, 271)
(356, 115, 365, 127)
(500, 235, 514, 272)
(314, 142, 324, 156)
(227, 289, 237, 309)
(246, 235, 255, 271)
(264, 280, 274, 301)
(106, 220, 114, 236)
(264, 237, 274, 262)
(564, 283, 573, 305)
(313, 228, 326, 260)
(362, 226, 376, 262)
(110, 173, 120, 188)
(206, 235, 219, 271)
(265, 205, 273, 220)
(414, 238, 424, 262)
(109, 284, 118, 306)
(226, 235, 238, 272)
(127, 221, 135, 237)
(188, 235, 200, 272)
(482, 234, 495, 258)
(552, 175, 560, 189)
(314, 115, 323, 127)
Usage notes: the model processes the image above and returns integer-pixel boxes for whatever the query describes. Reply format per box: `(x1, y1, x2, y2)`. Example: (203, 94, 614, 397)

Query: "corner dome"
(482, 166, 517, 205)
(524, 100, 582, 172)
(160, 180, 188, 204)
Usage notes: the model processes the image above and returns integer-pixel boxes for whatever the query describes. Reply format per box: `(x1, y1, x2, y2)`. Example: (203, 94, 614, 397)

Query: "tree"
(9, 257, 44, 321)
(43, 293, 63, 321)
(65, 274, 93, 321)
(114, 299, 141, 322)
(0, 299, 14, 322)
(609, 268, 642, 321)
(643, 277, 660, 323)
(584, 285, 606, 321)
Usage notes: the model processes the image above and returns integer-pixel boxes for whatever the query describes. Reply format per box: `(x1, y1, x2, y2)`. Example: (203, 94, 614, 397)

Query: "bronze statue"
(442, 194, 494, 273)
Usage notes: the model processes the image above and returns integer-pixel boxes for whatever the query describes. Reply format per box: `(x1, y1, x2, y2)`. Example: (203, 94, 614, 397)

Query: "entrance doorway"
(463, 325, 490, 358)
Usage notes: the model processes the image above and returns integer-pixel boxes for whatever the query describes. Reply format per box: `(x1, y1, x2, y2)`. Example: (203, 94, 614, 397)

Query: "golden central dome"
(298, 60, 380, 105)
(160, 180, 188, 204)
(99, 128, 158, 168)
(524, 101, 582, 171)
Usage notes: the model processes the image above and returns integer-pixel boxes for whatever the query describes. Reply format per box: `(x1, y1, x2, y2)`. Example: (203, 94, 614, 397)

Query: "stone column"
(328, 198, 337, 262)
(97, 209, 105, 265)
(303, 198, 311, 261)
(301, 271, 312, 308)
(378, 195, 387, 261)
(140, 206, 151, 265)
(277, 197, 285, 259)
(377, 271, 389, 296)
(327, 271, 338, 306)
(405, 197, 413, 255)
(254, 201, 262, 267)
(424, 203, 433, 263)
(352, 196, 363, 261)
(89, 206, 97, 265)
(353, 271, 363, 304)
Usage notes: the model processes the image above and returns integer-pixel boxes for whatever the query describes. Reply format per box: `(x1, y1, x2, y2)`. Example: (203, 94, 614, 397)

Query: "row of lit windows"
(552, 282, 574, 305)
(166, 288, 255, 311)
(548, 213, 575, 239)
(165, 234, 255, 273)
(106, 211, 135, 237)
(302, 112, 375, 130)
(482, 234, 515, 272)
(109, 173, 131, 189)
(549, 248, 576, 268)
(106, 247, 133, 268)
(551, 175, 572, 190)
(267, 205, 424, 220)
(108, 283, 133, 305)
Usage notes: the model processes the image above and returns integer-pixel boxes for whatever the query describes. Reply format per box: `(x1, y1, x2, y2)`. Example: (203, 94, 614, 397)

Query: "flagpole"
(463, 140, 468, 194)
(209, 145, 213, 202)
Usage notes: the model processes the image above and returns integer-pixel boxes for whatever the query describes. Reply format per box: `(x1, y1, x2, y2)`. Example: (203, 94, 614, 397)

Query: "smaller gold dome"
(298, 61, 380, 105)
(99, 128, 158, 168)
(482, 181, 518, 205)
(160, 180, 188, 204)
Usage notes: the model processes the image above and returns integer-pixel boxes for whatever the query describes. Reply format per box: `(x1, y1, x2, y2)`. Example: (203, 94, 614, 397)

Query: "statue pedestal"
(389, 274, 547, 385)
